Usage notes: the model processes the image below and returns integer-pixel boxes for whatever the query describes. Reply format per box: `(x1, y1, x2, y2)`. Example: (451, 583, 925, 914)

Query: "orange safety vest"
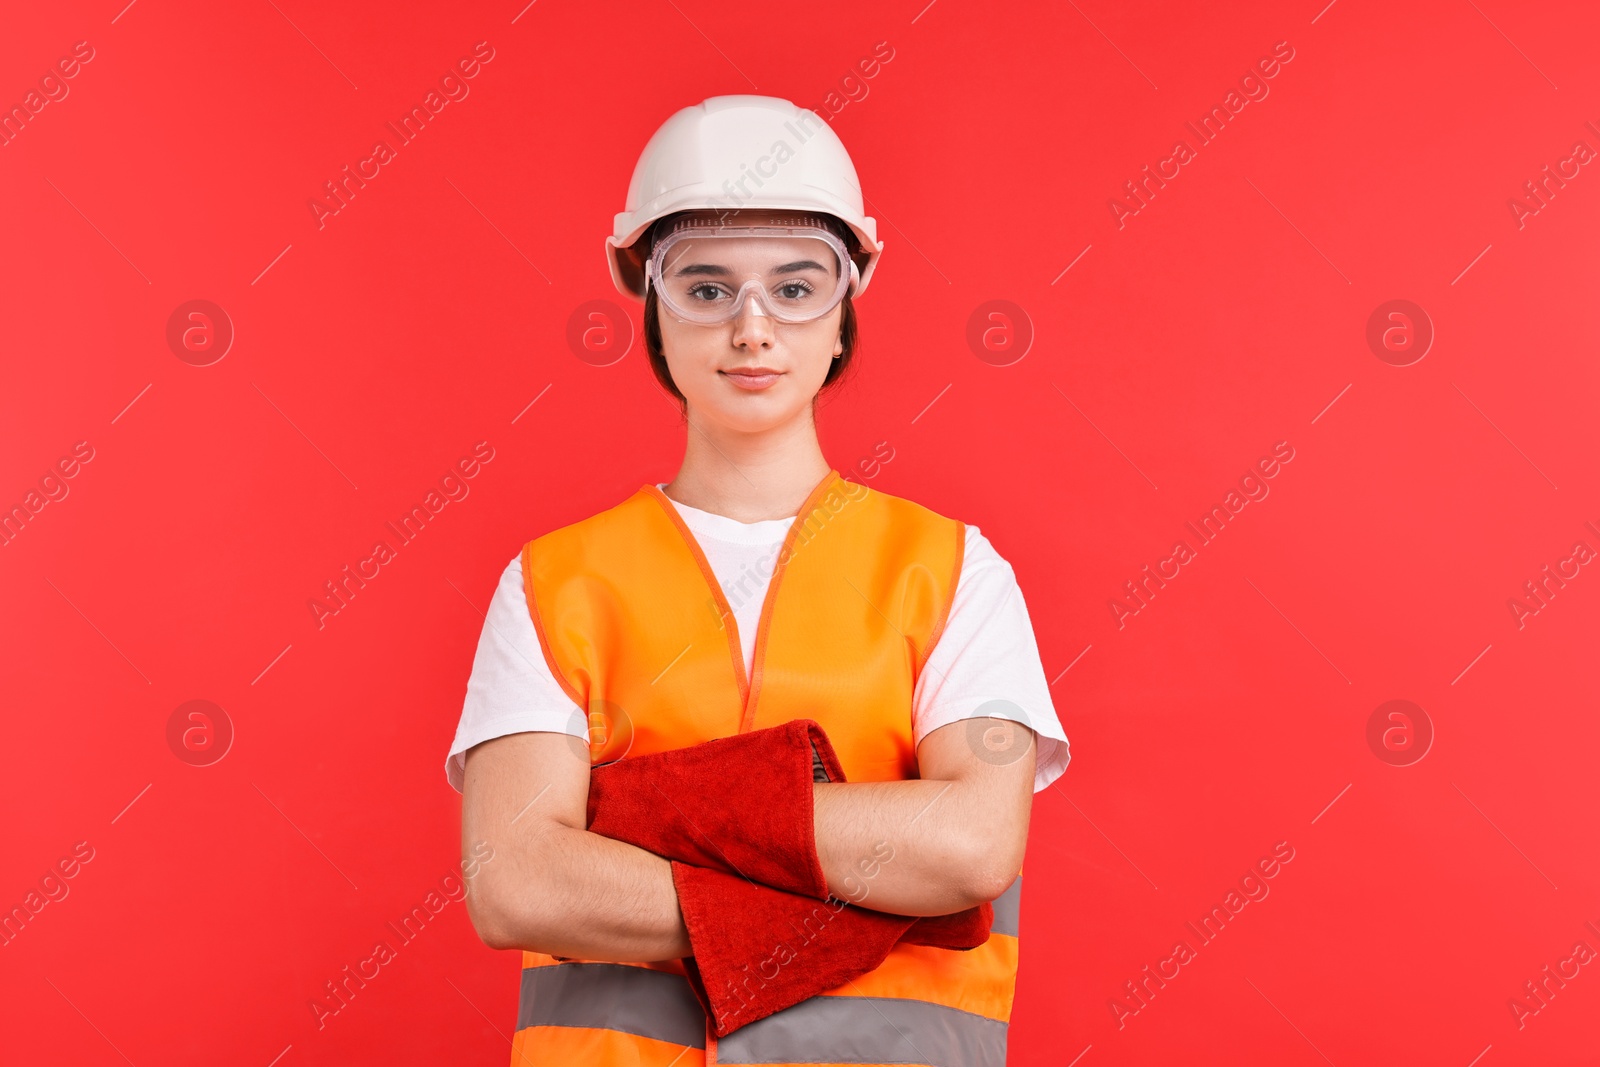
(510, 469, 1026, 1067)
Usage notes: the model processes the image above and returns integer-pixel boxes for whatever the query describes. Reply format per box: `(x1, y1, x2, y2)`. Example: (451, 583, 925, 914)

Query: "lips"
(720, 368, 783, 391)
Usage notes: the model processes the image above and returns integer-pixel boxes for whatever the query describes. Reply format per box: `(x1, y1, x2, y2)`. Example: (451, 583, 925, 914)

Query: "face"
(654, 209, 847, 435)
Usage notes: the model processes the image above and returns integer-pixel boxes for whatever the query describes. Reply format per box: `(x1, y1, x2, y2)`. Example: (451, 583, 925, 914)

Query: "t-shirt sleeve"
(912, 525, 1072, 793)
(445, 552, 589, 794)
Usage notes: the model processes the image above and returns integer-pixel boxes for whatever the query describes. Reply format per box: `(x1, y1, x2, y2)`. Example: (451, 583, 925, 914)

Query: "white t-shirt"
(446, 488, 1071, 793)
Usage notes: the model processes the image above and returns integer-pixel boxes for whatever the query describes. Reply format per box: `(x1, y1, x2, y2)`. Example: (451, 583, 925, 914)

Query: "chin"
(699, 398, 801, 434)
(725, 410, 796, 435)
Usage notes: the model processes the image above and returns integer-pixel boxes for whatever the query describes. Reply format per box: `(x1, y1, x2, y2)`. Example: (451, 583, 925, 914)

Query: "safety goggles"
(644, 215, 859, 325)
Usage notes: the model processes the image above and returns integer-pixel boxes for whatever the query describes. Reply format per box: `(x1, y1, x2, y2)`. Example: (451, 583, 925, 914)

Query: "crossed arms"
(459, 718, 1037, 963)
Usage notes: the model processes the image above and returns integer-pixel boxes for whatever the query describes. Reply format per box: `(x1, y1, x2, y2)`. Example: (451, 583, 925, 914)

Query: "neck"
(662, 405, 832, 523)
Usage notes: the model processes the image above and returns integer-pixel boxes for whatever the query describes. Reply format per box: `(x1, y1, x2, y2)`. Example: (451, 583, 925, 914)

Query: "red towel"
(671, 860, 917, 1035)
(583, 719, 994, 1033)
(586, 719, 841, 899)
(586, 719, 994, 944)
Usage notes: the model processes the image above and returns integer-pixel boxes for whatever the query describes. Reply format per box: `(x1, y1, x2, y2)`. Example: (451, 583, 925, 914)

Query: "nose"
(729, 291, 775, 347)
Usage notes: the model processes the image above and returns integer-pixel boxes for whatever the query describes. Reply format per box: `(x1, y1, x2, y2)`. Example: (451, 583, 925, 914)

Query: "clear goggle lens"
(645, 220, 858, 325)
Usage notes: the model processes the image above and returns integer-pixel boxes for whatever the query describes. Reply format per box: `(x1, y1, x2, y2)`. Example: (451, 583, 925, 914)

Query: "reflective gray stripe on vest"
(991, 875, 1021, 937)
(516, 962, 705, 1049)
(717, 994, 1008, 1066)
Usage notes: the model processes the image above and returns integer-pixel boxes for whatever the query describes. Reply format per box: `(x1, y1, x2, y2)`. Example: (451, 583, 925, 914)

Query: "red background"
(3, 1, 1598, 1064)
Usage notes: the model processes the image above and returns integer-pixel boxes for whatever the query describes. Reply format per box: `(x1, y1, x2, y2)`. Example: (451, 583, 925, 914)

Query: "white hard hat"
(607, 95, 884, 302)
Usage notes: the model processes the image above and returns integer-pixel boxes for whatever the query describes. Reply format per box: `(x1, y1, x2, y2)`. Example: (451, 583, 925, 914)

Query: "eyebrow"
(671, 259, 831, 278)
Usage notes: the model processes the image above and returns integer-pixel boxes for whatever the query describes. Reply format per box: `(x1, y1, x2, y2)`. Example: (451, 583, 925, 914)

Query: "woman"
(448, 95, 1070, 1066)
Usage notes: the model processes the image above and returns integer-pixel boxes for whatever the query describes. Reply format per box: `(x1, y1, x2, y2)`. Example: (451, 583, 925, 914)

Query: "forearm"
(812, 778, 1022, 916)
(477, 823, 691, 963)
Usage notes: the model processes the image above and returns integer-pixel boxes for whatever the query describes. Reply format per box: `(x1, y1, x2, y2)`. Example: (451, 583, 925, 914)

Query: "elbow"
(466, 886, 516, 950)
(959, 830, 1026, 907)
(475, 918, 519, 953)
(962, 866, 1016, 909)
(463, 822, 575, 952)
(467, 875, 539, 952)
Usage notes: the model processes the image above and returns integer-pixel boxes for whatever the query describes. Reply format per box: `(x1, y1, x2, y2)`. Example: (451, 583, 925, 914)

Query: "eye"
(686, 283, 728, 303)
(775, 280, 816, 300)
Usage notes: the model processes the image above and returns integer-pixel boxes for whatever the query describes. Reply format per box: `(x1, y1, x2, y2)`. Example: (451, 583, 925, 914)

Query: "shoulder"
(523, 486, 661, 567)
(844, 481, 968, 551)
(826, 482, 1022, 583)
(850, 480, 962, 527)
(832, 482, 968, 578)
(952, 524, 1024, 607)
(958, 524, 1013, 574)
(847, 481, 1009, 573)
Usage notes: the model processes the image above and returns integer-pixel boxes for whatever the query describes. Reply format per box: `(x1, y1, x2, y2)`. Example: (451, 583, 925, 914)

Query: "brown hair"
(640, 213, 863, 409)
